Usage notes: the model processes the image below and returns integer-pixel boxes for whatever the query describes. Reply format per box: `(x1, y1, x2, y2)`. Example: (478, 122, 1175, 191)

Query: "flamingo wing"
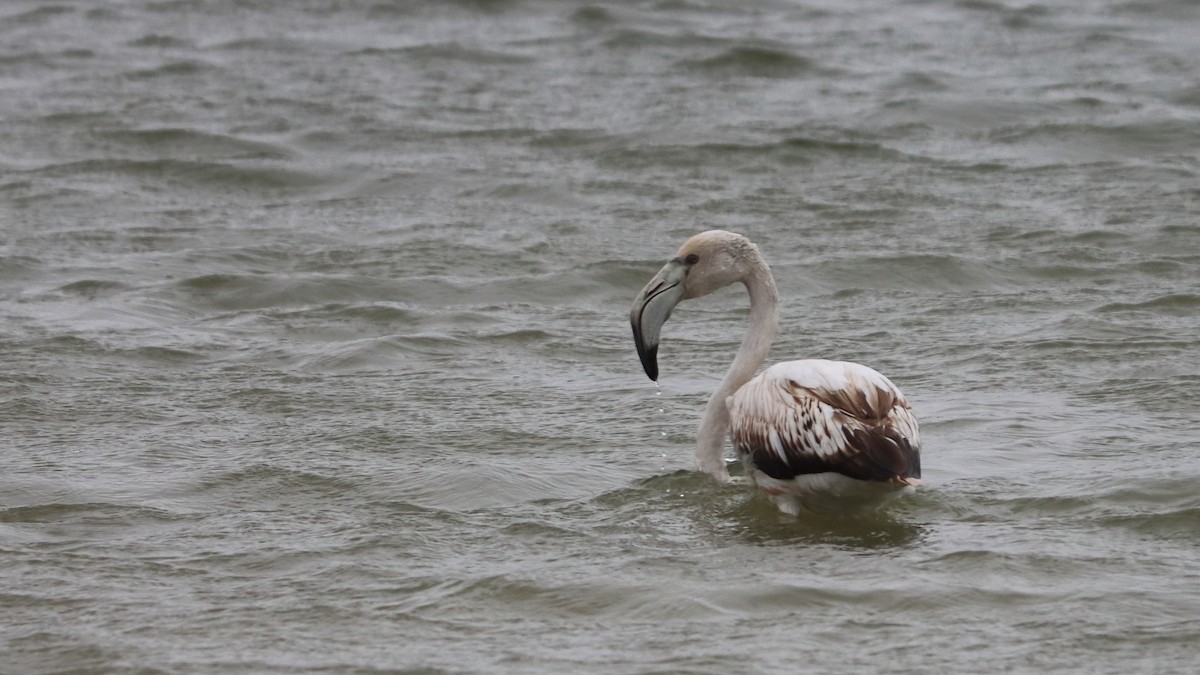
(728, 359, 921, 484)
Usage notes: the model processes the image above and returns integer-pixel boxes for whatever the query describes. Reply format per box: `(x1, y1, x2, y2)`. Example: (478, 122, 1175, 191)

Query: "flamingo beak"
(630, 260, 688, 381)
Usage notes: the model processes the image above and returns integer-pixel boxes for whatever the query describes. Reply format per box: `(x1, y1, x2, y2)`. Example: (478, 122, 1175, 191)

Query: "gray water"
(3, 0, 1200, 672)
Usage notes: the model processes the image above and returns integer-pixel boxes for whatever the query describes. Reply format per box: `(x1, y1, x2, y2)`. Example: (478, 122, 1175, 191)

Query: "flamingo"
(630, 230, 921, 515)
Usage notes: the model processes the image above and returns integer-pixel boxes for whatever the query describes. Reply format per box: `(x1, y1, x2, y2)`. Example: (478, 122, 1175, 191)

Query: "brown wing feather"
(730, 368, 921, 484)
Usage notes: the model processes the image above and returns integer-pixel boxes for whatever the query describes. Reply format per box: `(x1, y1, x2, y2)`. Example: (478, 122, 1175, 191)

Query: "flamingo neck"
(695, 258, 778, 481)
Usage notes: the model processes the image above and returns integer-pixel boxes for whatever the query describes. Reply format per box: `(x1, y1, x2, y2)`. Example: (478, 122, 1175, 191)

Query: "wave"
(295, 334, 469, 371)
(0, 48, 95, 69)
(55, 279, 129, 298)
(126, 34, 192, 49)
(356, 43, 533, 65)
(596, 135, 905, 170)
(454, 182, 586, 207)
(122, 59, 219, 80)
(0, 501, 183, 526)
(0, 254, 42, 278)
(29, 158, 338, 195)
(95, 128, 295, 161)
(677, 45, 826, 79)
(212, 37, 323, 53)
(1097, 293, 1200, 315)
(806, 253, 1011, 292)
(5, 5, 75, 24)
(393, 574, 736, 622)
(990, 120, 1200, 161)
(173, 273, 397, 311)
(600, 28, 731, 51)
(569, 5, 615, 26)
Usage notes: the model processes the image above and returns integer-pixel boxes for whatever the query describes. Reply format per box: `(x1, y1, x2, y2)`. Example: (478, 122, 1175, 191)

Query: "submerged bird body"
(630, 230, 921, 515)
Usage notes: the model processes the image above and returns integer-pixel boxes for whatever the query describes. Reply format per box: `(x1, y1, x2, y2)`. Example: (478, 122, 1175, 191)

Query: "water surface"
(3, 0, 1199, 672)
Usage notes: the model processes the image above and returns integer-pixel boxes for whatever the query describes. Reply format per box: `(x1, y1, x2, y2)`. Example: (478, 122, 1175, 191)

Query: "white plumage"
(630, 231, 921, 515)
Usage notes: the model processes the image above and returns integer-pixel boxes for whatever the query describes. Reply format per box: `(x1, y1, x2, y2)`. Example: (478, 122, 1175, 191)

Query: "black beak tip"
(632, 320, 659, 381)
(641, 345, 659, 381)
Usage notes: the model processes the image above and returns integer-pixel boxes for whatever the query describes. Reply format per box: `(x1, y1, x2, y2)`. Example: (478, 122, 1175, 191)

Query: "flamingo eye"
(685, 253, 700, 265)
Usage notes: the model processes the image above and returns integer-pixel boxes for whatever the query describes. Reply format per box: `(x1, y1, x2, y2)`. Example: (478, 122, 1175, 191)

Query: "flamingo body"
(728, 359, 921, 515)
